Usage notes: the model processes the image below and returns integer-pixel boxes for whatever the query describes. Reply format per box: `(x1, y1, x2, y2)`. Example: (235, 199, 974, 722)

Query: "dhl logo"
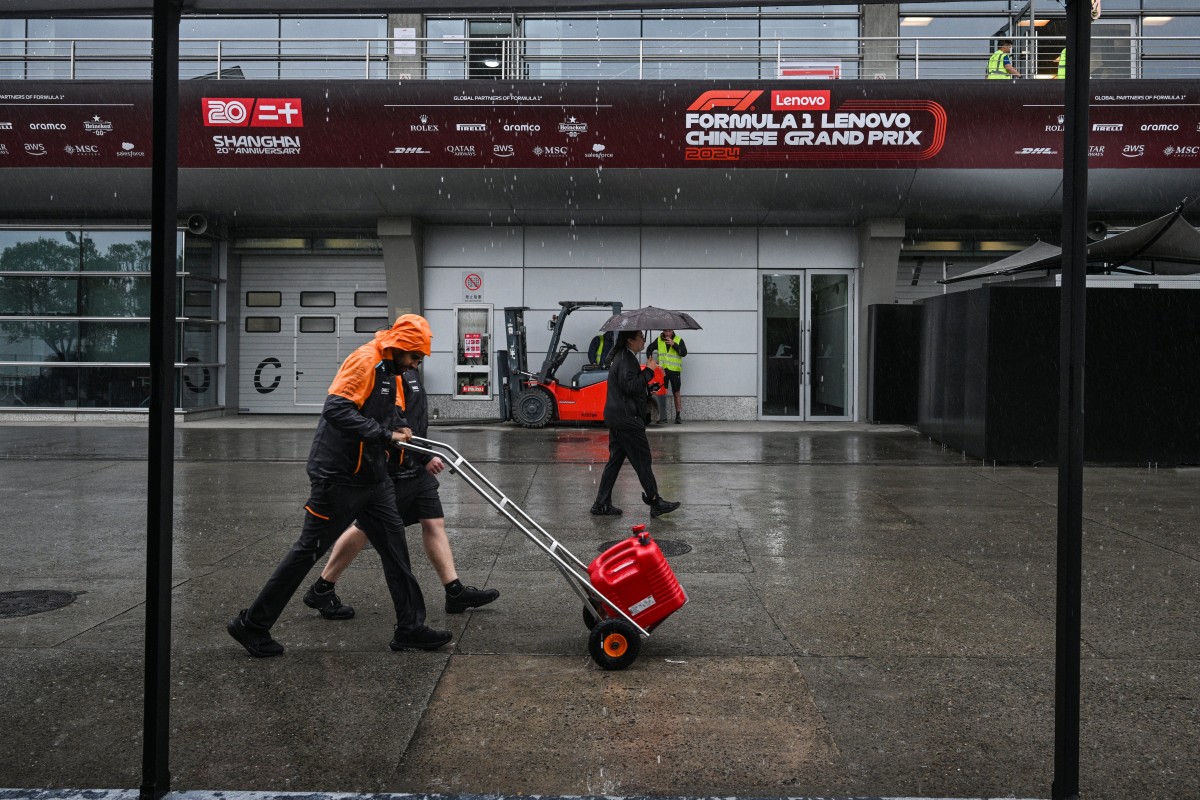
(687, 90, 763, 112)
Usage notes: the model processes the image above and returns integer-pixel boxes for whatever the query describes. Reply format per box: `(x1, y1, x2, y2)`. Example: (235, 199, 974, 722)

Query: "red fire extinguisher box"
(588, 525, 687, 632)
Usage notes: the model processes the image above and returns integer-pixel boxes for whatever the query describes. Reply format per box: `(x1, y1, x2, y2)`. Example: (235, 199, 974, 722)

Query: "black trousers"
(594, 425, 658, 507)
(245, 478, 426, 635)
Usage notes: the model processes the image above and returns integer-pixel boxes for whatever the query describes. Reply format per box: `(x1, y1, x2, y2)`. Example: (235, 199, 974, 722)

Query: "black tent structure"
(943, 203, 1200, 284)
(0, 2, 1099, 799)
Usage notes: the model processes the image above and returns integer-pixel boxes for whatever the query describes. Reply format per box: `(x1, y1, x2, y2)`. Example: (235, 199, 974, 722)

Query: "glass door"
(760, 270, 854, 420)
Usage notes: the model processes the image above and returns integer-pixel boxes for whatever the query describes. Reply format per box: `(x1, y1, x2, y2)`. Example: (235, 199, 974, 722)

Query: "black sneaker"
(227, 610, 284, 658)
(675, 414, 682, 424)
(390, 625, 453, 652)
(303, 583, 355, 620)
(446, 585, 500, 614)
(590, 502, 623, 516)
(649, 497, 681, 517)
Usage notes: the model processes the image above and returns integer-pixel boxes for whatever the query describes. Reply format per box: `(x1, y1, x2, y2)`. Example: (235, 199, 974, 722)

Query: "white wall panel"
(675, 353, 756, 398)
(424, 267, 523, 310)
(423, 225, 524, 268)
(759, 227, 858, 270)
(523, 268, 641, 310)
(641, 227, 758, 270)
(524, 226, 640, 269)
(640, 268, 756, 313)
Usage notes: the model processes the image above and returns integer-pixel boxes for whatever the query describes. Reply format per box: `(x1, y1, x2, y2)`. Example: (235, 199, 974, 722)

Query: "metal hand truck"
(397, 435, 676, 670)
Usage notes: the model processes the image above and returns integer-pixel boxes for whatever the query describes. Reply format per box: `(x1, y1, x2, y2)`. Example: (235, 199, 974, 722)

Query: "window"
(300, 291, 336, 307)
(298, 316, 336, 333)
(354, 316, 389, 333)
(354, 290, 388, 307)
(245, 316, 281, 333)
(246, 291, 282, 307)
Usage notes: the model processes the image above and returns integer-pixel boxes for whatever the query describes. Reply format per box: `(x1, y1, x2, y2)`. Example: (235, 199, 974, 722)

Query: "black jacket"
(306, 336, 408, 485)
(392, 367, 431, 478)
(603, 345, 654, 431)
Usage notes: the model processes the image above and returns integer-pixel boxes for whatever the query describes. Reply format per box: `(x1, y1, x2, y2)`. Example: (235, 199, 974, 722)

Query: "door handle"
(296, 371, 304, 378)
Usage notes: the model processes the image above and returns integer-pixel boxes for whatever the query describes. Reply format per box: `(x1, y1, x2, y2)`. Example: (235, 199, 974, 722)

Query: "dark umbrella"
(600, 306, 702, 332)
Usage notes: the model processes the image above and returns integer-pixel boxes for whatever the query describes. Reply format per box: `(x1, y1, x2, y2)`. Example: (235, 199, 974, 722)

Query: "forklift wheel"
(514, 388, 553, 428)
(588, 618, 641, 671)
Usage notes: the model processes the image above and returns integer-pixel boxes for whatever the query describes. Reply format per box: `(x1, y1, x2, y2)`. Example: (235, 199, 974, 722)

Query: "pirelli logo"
(687, 90, 764, 112)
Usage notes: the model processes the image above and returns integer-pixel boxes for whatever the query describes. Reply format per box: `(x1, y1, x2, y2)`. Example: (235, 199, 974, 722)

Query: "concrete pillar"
(387, 13, 423, 79)
(862, 3, 899, 79)
(856, 218, 905, 420)
(379, 216, 424, 319)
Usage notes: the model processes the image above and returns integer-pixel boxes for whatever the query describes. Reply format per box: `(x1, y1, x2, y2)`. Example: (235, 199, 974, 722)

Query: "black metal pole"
(141, 2, 181, 798)
(1053, 1, 1090, 799)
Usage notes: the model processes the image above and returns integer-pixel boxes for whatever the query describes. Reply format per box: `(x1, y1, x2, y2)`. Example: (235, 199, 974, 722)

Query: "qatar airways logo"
(202, 98, 304, 127)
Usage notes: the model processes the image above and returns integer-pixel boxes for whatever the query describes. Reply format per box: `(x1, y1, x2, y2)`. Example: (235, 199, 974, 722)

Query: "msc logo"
(1015, 147, 1057, 155)
(202, 98, 303, 127)
(687, 90, 763, 112)
(685, 146, 741, 161)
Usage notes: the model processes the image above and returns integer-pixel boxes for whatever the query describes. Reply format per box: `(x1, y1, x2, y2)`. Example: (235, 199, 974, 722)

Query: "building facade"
(1, 3, 1197, 420)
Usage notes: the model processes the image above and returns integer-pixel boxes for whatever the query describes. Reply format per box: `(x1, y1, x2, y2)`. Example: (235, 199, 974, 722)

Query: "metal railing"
(1, 35, 1198, 81)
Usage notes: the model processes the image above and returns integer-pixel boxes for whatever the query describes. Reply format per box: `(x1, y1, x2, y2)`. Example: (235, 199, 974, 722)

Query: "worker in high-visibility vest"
(987, 40, 1021, 79)
(1054, 47, 1067, 79)
(647, 329, 687, 424)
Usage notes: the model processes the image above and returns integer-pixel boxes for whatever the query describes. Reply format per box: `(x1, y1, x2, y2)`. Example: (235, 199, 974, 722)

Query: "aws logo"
(687, 90, 763, 112)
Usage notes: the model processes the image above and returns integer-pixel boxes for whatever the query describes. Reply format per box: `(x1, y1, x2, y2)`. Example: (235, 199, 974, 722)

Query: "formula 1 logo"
(687, 90, 763, 112)
(202, 98, 304, 127)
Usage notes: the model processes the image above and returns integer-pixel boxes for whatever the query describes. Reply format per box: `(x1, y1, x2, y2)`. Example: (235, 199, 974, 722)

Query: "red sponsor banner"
(0, 80, 1197, 169)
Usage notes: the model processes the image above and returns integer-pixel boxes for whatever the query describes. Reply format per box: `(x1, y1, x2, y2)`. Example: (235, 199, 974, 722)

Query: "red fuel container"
(588, 525, 687, 632)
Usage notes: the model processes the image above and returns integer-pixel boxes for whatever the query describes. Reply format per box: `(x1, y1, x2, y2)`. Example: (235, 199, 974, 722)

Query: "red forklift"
(499, 300, 666, 428)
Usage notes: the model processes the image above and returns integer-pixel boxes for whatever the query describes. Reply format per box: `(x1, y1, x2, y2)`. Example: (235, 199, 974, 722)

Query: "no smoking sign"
(462, 271, 485, 302)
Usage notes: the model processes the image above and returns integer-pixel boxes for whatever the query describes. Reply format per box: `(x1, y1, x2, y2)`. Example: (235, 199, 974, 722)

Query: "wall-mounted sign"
(462, 271, 484, 302)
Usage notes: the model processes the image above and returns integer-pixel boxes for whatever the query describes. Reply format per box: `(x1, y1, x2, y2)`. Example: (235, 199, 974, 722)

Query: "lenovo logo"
(687, 90, 763, 112)
(771, 90, 831, 111)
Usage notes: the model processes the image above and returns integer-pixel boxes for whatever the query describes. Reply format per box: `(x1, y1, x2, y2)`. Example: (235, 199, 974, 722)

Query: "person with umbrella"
(589, 327, 681, 518)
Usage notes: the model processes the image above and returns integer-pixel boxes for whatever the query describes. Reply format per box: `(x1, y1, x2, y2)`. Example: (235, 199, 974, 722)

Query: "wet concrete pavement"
(1, 419, 1197, 799)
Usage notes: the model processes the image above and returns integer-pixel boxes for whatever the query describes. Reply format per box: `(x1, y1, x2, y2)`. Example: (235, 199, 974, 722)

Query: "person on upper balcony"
(987, 40, 1021, 79)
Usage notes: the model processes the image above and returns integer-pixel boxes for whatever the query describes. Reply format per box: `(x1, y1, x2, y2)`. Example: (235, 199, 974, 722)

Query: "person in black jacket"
(302, 344, 500, 619)
(227, 316, 452, 657)
(590, 329, 681, 518)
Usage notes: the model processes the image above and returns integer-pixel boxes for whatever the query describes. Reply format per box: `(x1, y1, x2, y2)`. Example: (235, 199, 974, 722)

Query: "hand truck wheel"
(588, 618, 641, 671)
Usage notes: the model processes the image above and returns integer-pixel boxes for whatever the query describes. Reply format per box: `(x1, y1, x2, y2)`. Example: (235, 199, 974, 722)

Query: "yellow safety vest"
(987, 49, 1013, 79)
(654, 336, 683, 373)
(1056, 48, 1066, 80)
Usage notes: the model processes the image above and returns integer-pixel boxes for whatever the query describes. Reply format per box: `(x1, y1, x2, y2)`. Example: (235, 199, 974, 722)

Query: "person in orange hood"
(304, 314, 500, 619)
(228, 315, 452, 656)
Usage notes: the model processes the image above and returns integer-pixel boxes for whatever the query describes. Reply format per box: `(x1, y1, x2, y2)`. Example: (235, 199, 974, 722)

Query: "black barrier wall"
(867, 304, 922, 424)
(916, 285, 1200, 464)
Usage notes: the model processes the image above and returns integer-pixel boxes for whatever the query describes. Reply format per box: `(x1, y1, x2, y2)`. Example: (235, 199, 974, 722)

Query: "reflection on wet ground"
(0, 421, 1196, 799)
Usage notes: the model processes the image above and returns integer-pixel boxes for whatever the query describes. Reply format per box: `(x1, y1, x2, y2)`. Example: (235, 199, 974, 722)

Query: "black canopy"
(942, 205, 1200, 284)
